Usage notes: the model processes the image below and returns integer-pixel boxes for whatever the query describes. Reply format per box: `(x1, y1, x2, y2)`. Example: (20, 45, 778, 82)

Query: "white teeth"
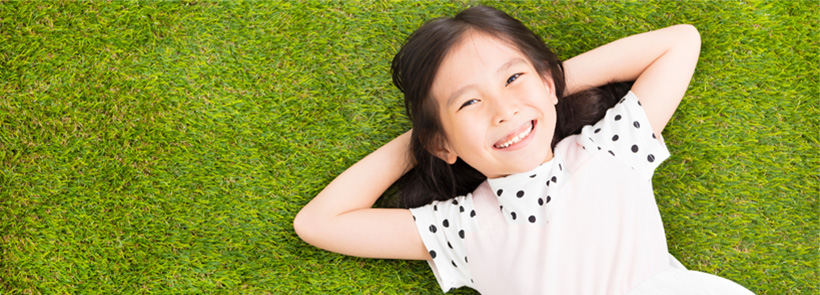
(497, 123, 533, 148)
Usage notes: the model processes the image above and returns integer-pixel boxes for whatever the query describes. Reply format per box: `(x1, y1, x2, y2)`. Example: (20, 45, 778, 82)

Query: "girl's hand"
(563, 24, 701, 135)
(293, 131, 430, 260)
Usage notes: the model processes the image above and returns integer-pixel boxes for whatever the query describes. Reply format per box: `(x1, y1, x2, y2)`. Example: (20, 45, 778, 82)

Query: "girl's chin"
(481, 160, 546, 179)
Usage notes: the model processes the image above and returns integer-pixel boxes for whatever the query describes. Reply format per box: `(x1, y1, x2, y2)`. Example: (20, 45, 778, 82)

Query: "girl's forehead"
(449, 32, 522, 63)
(441, 32, 535, 81)
(432, 32, 534, 97)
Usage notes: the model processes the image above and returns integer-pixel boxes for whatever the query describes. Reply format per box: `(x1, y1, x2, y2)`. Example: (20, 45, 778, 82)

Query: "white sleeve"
(409, 195, 478, 292)
(577, 91, 671, 180)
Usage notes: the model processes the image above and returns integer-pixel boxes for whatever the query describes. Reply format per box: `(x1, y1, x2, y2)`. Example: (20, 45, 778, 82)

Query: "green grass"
(0, 0, 816, 294)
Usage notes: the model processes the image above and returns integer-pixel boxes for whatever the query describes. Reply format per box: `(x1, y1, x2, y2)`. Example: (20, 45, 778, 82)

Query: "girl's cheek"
(457, 124, 480, 145)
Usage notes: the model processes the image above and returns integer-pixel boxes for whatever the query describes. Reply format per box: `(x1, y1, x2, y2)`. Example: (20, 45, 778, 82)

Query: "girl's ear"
(431, 139, 458, 164)
(543, 73, 559, 105)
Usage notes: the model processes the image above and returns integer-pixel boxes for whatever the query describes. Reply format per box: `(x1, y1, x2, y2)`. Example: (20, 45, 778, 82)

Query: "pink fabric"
(466, 149, 669, 294)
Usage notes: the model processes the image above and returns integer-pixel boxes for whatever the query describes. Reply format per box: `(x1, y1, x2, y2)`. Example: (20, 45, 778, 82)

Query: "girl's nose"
(492, 98, 520, 125)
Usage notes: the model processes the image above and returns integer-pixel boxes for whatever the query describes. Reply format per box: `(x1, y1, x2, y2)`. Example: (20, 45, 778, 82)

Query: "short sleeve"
(409, 194, 479, 292)
(577, 91, 671, 180)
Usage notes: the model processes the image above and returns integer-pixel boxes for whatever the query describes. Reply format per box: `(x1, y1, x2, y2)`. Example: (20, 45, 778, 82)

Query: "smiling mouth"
(493, 121, 535, 149)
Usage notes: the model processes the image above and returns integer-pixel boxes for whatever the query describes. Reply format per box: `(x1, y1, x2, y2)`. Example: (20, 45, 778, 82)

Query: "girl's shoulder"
(408, 183, 486, 291)
(410, 182, 485, 223)
(570, 91, 671, 180)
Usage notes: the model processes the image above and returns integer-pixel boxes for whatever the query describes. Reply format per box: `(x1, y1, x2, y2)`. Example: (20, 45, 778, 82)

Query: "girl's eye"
(506, 73, 522, 86)
(458, 99, 479, 110)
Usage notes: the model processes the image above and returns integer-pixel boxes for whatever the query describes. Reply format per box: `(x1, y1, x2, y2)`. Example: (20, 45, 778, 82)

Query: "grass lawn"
(1, 0, 817, 294)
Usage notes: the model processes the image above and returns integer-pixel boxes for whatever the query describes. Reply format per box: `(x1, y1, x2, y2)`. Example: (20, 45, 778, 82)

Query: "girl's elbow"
(676, 24, 701, 46)
(667, 24, 701, 63)
(293, 206, 321, 245)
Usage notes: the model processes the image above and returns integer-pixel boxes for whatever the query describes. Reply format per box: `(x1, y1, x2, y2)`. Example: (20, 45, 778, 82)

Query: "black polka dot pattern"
(408, 194, 479, 289)
(487, 153, 566, 226)
(578, 91, 670, 179)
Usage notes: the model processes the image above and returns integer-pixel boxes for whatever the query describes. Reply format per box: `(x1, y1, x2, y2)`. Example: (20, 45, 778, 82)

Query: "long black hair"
(392, 6, 629, 208)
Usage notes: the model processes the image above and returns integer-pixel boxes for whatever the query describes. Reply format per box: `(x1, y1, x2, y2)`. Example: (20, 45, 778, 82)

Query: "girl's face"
(430, 32, 558, 179)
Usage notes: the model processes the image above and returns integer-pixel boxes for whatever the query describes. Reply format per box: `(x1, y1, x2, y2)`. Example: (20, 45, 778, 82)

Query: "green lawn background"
(1, 1, 817, 294)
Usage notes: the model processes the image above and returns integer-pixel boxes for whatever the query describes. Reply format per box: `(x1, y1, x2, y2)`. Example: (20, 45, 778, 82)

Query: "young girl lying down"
(294, 5, 754, 295)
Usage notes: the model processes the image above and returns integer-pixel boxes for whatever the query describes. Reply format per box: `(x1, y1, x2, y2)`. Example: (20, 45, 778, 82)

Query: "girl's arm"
(563, 24, 701, 135)
(293, 131, 430, 260)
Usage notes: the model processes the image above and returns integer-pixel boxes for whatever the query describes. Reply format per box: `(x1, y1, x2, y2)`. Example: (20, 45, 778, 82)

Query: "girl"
(294, 6, 753, 295)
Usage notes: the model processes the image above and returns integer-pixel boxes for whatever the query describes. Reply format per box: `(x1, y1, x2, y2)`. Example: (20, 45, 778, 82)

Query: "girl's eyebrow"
(497, 58, 527, 75)
(446, 58, 528, 107)
(447, 84, 478, 107)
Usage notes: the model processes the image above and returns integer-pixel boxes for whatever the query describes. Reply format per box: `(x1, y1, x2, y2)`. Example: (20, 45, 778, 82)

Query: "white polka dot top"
(409, 92, 754, 295)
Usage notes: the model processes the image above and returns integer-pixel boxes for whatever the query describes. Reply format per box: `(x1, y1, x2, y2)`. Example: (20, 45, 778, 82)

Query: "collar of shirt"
(486, 156, 568, 225)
